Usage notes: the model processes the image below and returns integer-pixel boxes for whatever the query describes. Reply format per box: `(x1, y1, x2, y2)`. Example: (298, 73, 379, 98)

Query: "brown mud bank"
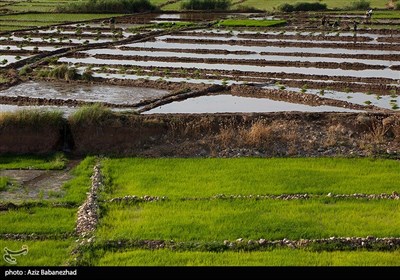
(175, 31, 374, 42)
(82, 65, 399, 95)
(119, 46, 400, 61)
(88, 53, 386, 71)
(2, 111, 400, 158)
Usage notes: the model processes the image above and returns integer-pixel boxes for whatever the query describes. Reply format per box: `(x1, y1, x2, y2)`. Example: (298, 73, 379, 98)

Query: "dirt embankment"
(120, 46, 400, 61)
(88, 53, 386, 71)
(1, 111, 400, 157)
(175, 31, 374, 42)
(0, 124, 63, 154)
(163, 37, 400, 51)
(68, 112, 400, 157)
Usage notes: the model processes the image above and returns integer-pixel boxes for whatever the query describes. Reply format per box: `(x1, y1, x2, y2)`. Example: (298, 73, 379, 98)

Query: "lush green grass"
(0, 207, 76, 234)
(0, 13, 124, 22)
(217, 19, 287, 27)
(0, 153, 67, 170)
(95, 248, 400, 266)
(149, 0, 174, 5)
(4, 4, 59, 12)
(61, 156, 96, 204)
(0, 21, 61, 27)
(101, 158, 400, 199)
(96, 199, 400, 241)
(0, 176, 11, 191)
(0, 239, 73, 266)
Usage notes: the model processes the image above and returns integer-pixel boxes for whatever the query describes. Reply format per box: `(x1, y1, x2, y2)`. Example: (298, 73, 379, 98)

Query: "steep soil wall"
(68, 112, 400, 158)
(1, 112, 400, 157)
(0, 124, 63, 154)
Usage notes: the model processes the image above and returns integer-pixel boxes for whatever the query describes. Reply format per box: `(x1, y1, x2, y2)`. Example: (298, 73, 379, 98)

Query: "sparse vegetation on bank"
(0, 109, 64, 128)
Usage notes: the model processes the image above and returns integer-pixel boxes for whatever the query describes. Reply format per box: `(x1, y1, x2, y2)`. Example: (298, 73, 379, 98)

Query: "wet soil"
(163, 37, 400, 51)
(88, 53, 387, 71)
(0, 160, 80, 203)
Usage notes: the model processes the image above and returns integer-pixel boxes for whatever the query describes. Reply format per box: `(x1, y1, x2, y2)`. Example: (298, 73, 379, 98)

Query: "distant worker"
(321, 16, 327, 27)
(353, 20, 358, 32)
(365, 9, 373, 23)
(109, 17, 116, 29)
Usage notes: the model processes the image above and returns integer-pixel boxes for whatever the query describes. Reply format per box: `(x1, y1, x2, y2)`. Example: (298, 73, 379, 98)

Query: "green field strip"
(2, 5, 57, 12)
(0, 207, 77, 234)
(0, 21, 60, 27)
(0, 239, 74, 266)
(0, 153, 67, 170)
(0, 13, 124, 22)
(101, 158, 400, 199)
(93, 248, 400, 266)
(96, 199, 400, 241)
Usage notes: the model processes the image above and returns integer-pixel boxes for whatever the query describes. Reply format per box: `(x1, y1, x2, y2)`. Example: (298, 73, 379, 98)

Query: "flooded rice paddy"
(0, 12, 399, 114)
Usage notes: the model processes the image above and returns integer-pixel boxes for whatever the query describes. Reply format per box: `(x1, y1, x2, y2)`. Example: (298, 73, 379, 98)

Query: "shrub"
(57, 0, 156, 13)
(346, 0, 370, 10)
(181, 0, 232, 10)
(278, 2, 327, 12)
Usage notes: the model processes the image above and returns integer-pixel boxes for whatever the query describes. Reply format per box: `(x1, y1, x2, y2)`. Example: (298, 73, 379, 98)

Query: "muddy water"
(2, 35, 111, 44)
(60, 57, 400, 79)
(91, 71, 241, 86)
(0, 81, 171, 105)
(83, 48, 395, 66)
(262, 85, 400, 110)
(125, 41, 400, 56)
(142, 94, 364, 114)
(185, 29, 390, 40)
(0, 55, 30, 66)
(0, 104, 135, 116)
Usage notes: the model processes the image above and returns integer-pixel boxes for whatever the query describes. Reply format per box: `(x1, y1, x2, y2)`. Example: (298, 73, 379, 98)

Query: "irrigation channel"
(0, 11, 398, 116)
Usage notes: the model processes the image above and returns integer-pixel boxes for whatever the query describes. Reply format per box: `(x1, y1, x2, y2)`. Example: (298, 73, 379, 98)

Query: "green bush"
(346, 0, 370, 10)
(278, 2, 327, 12)
(181, 0, 231, 10)
(57, 0, 156, 13)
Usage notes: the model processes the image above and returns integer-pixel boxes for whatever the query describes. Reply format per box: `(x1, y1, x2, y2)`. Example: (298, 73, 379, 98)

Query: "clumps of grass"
(68, 104, 114, 126)
(155, 21, 195, 29)
(48, 64, 78, 81)
(181, 0, 231, 10)
(19, 65, 32, 76)
(0, 109, 64, 128)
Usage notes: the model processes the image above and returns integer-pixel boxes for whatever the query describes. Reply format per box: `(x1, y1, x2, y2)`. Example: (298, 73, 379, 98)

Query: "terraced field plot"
(29, 12, 398, 114)
(2, 156, 400, 266)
